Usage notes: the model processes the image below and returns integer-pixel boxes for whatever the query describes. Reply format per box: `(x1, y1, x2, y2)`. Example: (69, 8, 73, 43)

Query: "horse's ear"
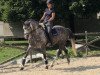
(30, 23, 34, 30)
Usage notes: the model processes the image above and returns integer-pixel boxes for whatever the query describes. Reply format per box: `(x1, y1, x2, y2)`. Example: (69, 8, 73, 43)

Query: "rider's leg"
(46, 22, 53, 45)
(46, 25, 52, 44)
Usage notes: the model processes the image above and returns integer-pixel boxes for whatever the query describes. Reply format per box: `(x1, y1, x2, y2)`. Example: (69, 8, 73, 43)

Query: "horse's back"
(51, 25, 69, 36)
(53, 25, 65, 29)
(52, 25, 73, 38)
(53, 25, 70, 33)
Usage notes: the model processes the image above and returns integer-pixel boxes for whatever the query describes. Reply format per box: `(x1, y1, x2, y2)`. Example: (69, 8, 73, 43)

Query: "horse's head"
(23, 19, 38, 39)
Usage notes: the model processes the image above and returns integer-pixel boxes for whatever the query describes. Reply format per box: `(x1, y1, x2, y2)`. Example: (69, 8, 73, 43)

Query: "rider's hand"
(43, 21, 48, 24)
(39, 20, 43, 23)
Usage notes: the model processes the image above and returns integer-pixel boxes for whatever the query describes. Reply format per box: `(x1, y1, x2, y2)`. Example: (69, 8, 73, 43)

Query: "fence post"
(0, 38, 5, 43)
(85, 31, 88, 55)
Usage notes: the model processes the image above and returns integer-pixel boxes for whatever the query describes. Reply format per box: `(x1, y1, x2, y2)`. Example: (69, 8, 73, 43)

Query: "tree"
(69, 0, 100, 17)
(53, 0, 100, 32)
(0, 0, 100, 24)
(0, 0, 34, 22)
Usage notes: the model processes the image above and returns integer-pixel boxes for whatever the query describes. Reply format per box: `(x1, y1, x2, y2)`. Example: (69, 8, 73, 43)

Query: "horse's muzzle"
(24, 33, 29, 39)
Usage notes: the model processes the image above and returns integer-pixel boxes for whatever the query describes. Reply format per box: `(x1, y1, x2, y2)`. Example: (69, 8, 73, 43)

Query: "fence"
(0, 21, 24, 39)
(75, 31, 100, 55)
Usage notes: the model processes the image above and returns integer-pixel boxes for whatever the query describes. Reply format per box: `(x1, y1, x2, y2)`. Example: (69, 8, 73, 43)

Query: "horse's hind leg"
(51, 49, 62, 67)
(62, 46, 70, 64)
(20, 46, 31, 70)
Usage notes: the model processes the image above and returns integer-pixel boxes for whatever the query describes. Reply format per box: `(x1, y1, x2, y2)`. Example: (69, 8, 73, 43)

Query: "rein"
(24, 25, 43, 36)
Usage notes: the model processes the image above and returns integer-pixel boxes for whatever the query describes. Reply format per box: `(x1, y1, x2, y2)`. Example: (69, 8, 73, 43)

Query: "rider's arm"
(40, 12, 46, 22)
(48, 12, 55, 22)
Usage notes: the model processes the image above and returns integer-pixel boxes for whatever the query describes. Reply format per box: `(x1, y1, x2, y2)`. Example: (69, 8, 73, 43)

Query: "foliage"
(0, 0, 34, 22)
(0, 0, 10, 21)
(70, 0, 100, 17)
(0, 0, 100, 22)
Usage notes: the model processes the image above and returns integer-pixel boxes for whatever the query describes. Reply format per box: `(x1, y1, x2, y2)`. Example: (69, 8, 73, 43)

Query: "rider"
(39, 0, 55, 45)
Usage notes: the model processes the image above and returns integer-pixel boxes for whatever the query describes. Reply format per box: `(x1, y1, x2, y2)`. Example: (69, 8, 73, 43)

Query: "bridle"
(24, 24, 42, 36)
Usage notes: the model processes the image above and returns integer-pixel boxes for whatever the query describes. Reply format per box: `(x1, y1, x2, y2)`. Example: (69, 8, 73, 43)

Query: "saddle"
(51, 28, 58, 36)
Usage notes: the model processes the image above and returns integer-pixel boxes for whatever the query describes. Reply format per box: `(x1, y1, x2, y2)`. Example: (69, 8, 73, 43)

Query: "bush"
(0, 0, 34, 22)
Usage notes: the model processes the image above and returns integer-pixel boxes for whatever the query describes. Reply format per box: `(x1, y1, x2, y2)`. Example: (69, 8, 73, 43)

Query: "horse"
(21, 19, 76, 70)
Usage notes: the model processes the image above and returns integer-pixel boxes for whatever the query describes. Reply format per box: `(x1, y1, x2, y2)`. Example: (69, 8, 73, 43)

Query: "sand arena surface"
(0, 57, 100, 75)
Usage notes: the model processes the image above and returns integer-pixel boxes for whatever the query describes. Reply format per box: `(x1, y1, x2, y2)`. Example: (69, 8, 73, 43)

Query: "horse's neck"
(29, 28, 44, 39)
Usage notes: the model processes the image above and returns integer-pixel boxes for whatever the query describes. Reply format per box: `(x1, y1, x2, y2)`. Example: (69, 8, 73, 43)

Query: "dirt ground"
(0, 56, 100, 75)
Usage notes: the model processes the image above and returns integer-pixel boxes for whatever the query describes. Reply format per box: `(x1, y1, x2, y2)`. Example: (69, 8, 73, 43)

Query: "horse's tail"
(67, 28, 77, 56)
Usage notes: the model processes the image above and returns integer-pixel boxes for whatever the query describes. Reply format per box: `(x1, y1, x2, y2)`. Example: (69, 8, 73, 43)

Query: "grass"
(5, 40, 28, 45)
(0, 40, 100, 63)
(0, 47, 24, 63)
(77, 49, 100, 57)
(46, 47, 76, 58)
(0, 40, 27, 63)
(47, 50, 56, 56)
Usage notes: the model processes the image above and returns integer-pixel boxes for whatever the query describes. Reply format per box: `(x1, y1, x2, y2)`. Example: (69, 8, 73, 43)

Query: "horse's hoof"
(67, 60, 70, 65)
(45, 66, 48, 69)
(68, 61, 70, 65)
(51, 65, 54, 67)
(57, 63, 59, 65)
(20, 67, 24, 70)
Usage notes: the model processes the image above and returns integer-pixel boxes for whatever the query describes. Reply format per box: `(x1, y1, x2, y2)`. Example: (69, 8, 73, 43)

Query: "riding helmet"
(46, 0, 53, 4)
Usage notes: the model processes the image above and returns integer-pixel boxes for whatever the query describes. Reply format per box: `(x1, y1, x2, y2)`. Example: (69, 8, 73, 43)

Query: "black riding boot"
(44, 21, 53, 46)
(45, 26, 52, 46)
(48, 33, 52, 45)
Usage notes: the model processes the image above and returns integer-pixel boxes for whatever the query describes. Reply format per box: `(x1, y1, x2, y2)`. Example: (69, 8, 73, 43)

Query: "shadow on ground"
(55, 65, 100, 72)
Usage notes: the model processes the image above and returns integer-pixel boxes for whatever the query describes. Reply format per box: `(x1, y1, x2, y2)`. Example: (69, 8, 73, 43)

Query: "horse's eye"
(23, 26, 26, 29)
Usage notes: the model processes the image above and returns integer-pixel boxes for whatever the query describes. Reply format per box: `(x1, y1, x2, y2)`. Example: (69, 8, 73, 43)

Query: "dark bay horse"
(21, 19, 76, 70)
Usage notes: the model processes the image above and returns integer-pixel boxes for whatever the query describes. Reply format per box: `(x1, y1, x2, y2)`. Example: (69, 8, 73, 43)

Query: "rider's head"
(46, 0, 53, 9)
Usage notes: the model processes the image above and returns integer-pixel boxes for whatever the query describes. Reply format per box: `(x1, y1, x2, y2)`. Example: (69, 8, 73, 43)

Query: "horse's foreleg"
(43, 51, 48, 69)
(29, 50, 33, 63)
(20, 46, 31, 70)
(51, 49, 62, 67)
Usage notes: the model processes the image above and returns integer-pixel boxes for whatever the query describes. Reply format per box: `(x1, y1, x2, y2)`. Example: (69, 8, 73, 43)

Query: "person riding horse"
(39, 0, 55, 45)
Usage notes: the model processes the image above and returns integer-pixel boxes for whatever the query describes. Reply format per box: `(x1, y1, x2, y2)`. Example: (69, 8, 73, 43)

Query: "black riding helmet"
(46, 0, 53, 4)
